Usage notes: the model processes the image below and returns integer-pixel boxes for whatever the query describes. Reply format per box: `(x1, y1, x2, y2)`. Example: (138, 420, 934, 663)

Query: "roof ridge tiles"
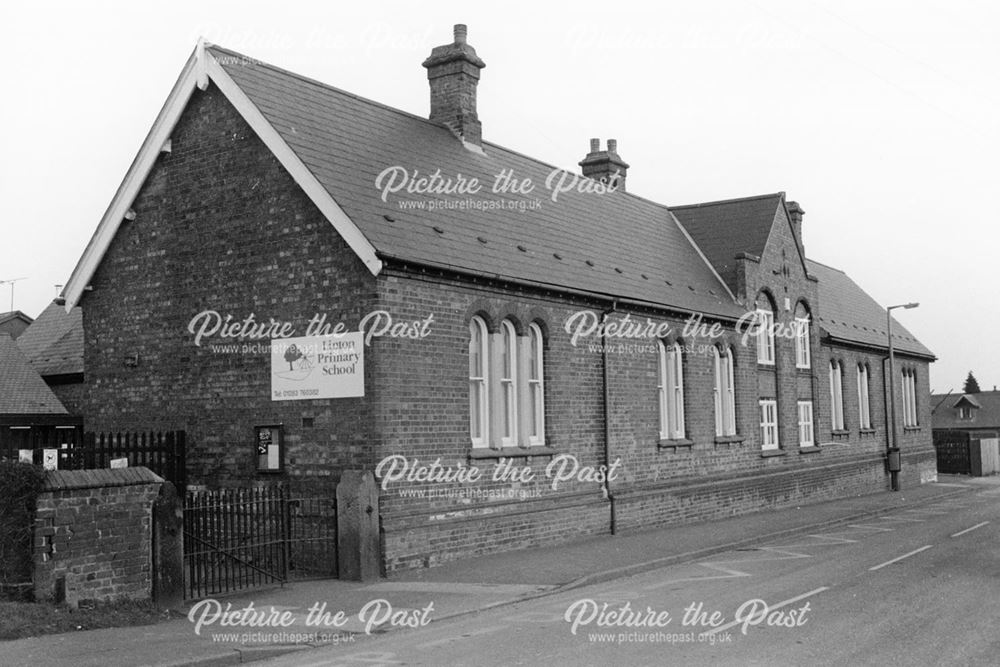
(669, 192, 785, 210)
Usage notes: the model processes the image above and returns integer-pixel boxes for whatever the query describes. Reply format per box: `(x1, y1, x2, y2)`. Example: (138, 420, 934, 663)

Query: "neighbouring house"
(0, 311, 33, 340)
(0, 333, 81, 461)
(59, 26, 936, 573)
(16, 300, 85, 414)
(932, 391, 1000, 439)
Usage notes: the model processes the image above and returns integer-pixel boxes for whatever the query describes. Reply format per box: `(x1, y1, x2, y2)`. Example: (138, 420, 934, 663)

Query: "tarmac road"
(262, 483, 1000, 667)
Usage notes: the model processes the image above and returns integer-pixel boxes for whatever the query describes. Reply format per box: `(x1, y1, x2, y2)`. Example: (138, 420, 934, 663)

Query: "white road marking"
(951, 521, 990, 538)
(878, 516, 926, 522)
(868, 545, 933, 571)
(846, 524, 895, 532)
(904, 509, 948, 515)
(365, 581, 552, 595)
(645, 562, 751, 590)
(701, 586, 830, 637)
(804, 534, 859, 544)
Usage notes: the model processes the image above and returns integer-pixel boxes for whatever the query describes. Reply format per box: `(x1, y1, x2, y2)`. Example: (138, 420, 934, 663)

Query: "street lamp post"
(887, 302, 919, 492)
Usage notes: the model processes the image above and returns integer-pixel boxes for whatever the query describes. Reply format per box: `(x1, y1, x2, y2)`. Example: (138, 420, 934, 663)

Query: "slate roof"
(16, 301, 84, 376)
(932, 391, 1000, 430)
(0, 311, 33, 326)
(671, 193, 784, 292)
(0, 310, 33, 341)
(210, 46, 740, 319)
(806, 260, 933, 358)
(0, 334, 68, 414)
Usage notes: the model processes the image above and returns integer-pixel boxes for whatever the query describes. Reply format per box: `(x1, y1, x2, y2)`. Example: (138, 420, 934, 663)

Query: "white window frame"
(829, 360, 845, 431)
(526, 323, 545, 446)
(498, 320, 519, 446)
(902, 368, 918, 427)
(794, 317, 811, 369)
(760, 399, 779, 450)
(658, 341, 685, 439)
(959, 405, 973, 420)
(469, 317, 490, 448)
(713, 346, 737, 436)
(756, 308, 775, 365)
(857, 364, 871, 430)
(797, 400, 815, 447)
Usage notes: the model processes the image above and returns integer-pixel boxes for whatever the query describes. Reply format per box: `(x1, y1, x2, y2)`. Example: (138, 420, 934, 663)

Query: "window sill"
(831, 429, 850, 438)
(714, 435, 744, 445)
(468, 446, 558, 460)
(658, 438, 693, 451)
(798, 446, 822, 455)
(760, 449, 787, 458)
(859, 428, 877, 436)
(903, 426, 922, 433)
(795, 365, 812, 373)
(757, 361, 776, 369)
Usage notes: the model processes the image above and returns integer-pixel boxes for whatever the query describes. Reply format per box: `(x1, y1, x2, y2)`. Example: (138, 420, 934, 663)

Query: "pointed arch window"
(756, 296, 775, 365)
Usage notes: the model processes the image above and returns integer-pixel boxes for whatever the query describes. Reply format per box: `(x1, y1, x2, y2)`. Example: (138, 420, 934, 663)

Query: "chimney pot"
(579, 138, 630, 192)
(454, 24, 467, 44)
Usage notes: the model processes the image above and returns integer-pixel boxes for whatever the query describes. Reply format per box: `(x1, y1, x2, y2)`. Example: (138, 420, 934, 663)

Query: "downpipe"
(602, 301, 618, 534)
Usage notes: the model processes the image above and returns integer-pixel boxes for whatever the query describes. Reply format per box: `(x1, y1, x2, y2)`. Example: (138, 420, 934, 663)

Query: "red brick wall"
(33, 469, 162, 605)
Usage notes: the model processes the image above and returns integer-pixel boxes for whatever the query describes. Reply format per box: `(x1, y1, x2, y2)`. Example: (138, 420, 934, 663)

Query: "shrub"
(0, 461, 46, 599)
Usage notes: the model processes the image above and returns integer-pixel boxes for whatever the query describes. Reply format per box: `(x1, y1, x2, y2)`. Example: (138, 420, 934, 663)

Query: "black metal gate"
(183, 486, 337, 600)
(934, 430, 971, 474)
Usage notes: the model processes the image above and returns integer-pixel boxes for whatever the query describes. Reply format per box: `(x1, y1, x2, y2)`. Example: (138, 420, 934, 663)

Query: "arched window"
(658, 341, 685, 439)
(755, 295, 775, 365)
(794, 304, 811, 369)
(713, 346, 737, 436)
(829, 360, 845, 431)
(499, 320, 518, 446)
(469, 316, 548, 449)
(527, 323, 545, 446)
(468, 317, 489, 448)
(857, 364, 871, 429)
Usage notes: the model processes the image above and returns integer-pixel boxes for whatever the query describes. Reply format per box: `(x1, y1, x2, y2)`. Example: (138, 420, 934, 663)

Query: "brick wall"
(33, 468, 162, 606)
(371, 267, 934, 572)
(49, 381, 86, 416)
(80, 84, 377, 487)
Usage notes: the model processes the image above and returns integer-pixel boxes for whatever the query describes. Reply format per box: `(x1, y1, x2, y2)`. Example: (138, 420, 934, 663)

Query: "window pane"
(470, 382, 482, 438)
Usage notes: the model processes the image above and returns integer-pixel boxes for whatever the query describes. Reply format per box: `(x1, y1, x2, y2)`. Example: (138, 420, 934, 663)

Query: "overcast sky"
(1, 0, 996, 393)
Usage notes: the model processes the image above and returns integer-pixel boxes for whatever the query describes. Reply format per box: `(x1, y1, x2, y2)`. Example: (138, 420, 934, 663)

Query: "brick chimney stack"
(787, 200, 805, 251)
(579, 138, 629, 191)
(423, 24, 486, 147)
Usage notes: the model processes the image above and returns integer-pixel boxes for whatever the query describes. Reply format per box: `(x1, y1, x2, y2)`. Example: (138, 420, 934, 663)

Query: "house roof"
(209, 46, 740, 318)
(932, 390, 1000, 430)
(671, 193, 785, 292)
(0, 311, 33, 326)
(955, 394, 982, 409)
(16, 301, 84, 376)
(0, 334, 68, 414)
(806, 260, 933, 358)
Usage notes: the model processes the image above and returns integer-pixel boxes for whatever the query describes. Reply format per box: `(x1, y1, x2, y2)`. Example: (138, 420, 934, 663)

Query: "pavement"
(2, 475, 995, 667)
